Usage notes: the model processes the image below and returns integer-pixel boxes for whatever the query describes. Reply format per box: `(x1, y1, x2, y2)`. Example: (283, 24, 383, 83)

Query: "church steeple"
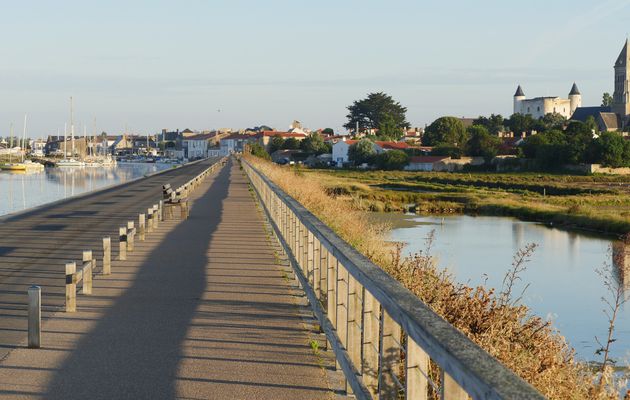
(612, 39, 630, 118)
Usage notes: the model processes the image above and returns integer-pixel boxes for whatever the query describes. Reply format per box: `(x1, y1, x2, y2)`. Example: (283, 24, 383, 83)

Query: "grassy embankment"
(306, 169, 630, 236)
(244, 155, 624, 399)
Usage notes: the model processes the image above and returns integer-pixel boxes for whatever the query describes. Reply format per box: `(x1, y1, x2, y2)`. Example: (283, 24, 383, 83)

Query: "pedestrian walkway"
(0, 160, 338, 399)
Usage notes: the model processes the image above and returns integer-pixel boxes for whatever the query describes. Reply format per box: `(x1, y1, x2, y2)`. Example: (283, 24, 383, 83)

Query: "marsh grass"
(245, 155, 623, 399)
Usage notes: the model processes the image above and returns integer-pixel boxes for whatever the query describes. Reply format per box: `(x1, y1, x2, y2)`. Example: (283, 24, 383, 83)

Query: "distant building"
(220, 133, 257, 154)
(255, 131, 307, 151)
(612, 39, 630, 128)
(513, 83, 581, 119)
(570, 39, 630, 131)
(183, 133, 213, 159)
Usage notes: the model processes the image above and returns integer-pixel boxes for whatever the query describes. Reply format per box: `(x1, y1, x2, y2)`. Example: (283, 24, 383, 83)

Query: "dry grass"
(244, 155, 623, 399)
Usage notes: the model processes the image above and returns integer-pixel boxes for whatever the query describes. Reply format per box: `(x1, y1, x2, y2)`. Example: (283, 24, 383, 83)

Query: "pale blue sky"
(1, 0, 629, 137)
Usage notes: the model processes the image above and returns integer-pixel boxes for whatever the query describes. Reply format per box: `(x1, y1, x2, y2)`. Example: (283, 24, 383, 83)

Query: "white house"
(183, 133, 212, 159)
(219, 133, 255, 154)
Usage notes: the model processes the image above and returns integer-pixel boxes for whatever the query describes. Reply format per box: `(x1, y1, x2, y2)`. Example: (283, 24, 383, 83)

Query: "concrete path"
(0, 160, 338, 399)
(0, 158, 220, 360)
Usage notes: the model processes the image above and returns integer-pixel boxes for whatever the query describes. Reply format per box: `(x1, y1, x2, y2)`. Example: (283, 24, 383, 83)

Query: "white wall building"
(513, 83, 581, 119)
(183, 134, 211, 159)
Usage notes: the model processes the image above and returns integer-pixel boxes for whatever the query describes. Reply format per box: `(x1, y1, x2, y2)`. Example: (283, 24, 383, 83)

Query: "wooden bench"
(162, 183, 188, 220)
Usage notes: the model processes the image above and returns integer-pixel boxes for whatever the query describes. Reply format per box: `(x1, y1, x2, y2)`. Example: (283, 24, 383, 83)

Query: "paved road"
(0, 159, 338, 399)
(0, 158, 221, 361)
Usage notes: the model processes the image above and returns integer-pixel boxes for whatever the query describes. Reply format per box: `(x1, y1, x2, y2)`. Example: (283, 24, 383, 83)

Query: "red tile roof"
(375, 141, 409, 150)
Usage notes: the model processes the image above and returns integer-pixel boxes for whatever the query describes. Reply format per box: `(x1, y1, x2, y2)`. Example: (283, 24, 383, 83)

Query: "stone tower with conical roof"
(612, 39, 630, 119)
(568, 82, 581, 115)
(513, 85, 525, 115)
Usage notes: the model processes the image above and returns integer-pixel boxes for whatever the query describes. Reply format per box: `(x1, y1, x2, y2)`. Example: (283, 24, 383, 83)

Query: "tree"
(602, 92, 614, 107)
(465, 125, 501, 162)
(281, 137, 301, 150)
(506, 113, 537, 136)
(300, 133, 328, 154)
(321, 128, 334, 135)
(344, 92, 409, 133)
(521, 130, 569, 168)
(249, 143, 271, 160)
(373, 150, 409, 170)
(594, 131, 630, 167)
(269, 135, 285, 153)
(540, 112, 567, 131)
(422, 116, 468, 149)
(377, 114, 403, 140)
(473, 114, 505, 135)
(348, 139, 376, 165)
(564, 120, 595, 164)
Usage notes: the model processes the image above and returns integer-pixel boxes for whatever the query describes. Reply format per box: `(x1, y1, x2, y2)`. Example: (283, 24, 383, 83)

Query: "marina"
(0, 162, 172, 217)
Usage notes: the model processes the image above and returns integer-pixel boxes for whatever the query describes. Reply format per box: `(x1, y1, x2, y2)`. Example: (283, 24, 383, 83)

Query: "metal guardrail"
(242, 158, 546, 400)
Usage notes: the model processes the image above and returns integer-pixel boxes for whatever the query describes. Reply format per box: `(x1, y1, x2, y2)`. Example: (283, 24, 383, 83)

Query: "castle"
(513, 39, 630, 131)
(513, 83, 581, 119)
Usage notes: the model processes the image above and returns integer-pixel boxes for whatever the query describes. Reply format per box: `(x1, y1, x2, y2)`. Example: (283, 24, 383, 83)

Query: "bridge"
(0, 157, 544, 399)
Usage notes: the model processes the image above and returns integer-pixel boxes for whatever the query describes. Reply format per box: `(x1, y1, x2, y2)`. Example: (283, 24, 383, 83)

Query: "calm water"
(0, 163, 171, 217)
(376, 213, 629, 362)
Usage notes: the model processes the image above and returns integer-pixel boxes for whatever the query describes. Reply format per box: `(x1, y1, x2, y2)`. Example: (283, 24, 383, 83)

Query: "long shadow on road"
(43, 163, 230, 400)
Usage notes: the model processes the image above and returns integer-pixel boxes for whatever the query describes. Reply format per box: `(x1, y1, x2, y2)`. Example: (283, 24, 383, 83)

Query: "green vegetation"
(245, 154, 622, 399)
(344, 92, 408, 139)
(307, 169, 630, 236)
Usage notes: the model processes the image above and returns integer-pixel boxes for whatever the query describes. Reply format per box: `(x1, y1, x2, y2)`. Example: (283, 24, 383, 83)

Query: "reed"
(244, 155, 622, 399)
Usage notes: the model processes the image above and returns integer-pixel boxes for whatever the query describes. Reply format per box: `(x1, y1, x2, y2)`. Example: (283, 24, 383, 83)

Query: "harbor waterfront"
(375, 212, 629, 362)
(0, 163, 172, 217)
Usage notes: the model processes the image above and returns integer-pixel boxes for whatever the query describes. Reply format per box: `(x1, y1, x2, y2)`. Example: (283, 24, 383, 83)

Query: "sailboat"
(57, 97, 85, 167)
(1, 115, 44, 172)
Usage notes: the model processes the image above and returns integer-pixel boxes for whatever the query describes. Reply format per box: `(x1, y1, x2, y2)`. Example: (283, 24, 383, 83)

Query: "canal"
(375, 213, 629, 362)
(0, 163, 172, 217)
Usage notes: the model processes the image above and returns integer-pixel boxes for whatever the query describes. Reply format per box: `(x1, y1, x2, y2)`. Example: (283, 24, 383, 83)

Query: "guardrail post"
(152, 204, 159, 228)
(407, 338, 429, 400)
(103, 237, 111, 275)
(379, 311, 402, 399)
(65, 262, 76, 312)
(347, 276, 363, 385)
(138, 214, 145, 241)
(147, 208, 154, 233)
(158, 200, 164, 221)
(119, 227, 127, 261)
(320, 246, 328, 302)
(28, 285, 41, 348)
(307, 231, 314, 287)
(313, 239, 321, 299)
(363, 291, 381, 397)
(442, 372, 468, 400)
(127, 221, 135, 252)
(82, 250, 93, 295)
(337, 262, 349, 391)
(327, 255, 338, 354)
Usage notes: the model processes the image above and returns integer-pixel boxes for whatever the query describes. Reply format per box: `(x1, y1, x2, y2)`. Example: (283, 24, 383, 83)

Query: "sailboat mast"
(22, 114, 27, 163)
(9, 123, 13, 163)
(70, 96, 75, 158)
(64, 123, 67, 160)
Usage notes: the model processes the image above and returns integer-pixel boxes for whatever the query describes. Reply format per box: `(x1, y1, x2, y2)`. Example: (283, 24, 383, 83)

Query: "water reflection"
(379, 213, 629, 361)
(0, 163, 171, 217)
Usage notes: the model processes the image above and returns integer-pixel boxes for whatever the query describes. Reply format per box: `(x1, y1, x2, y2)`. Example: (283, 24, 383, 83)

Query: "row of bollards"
(27, 158, 226, 349)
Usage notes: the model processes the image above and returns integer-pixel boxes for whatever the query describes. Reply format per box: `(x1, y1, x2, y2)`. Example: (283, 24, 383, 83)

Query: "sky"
(1, 0, 629, 138)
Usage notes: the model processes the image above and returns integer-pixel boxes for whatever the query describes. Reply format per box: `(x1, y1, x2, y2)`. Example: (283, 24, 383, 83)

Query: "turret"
(568, 82, 581, 116)
(513, 85, 525, 114)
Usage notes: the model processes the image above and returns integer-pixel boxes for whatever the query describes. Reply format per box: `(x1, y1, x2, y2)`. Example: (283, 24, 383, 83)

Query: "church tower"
(612, 39, 630, 119)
